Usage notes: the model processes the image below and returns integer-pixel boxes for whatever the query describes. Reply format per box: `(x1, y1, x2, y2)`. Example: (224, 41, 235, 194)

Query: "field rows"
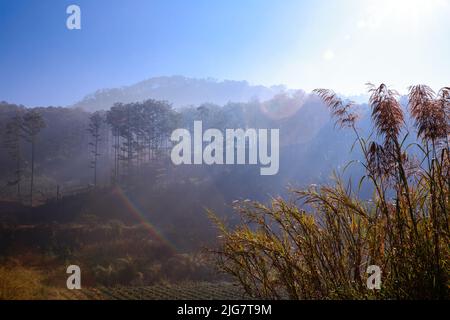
(55, 282, 248, 300)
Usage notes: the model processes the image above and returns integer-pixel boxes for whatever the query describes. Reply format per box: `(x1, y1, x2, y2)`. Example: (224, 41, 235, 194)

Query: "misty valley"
(0, 77, 448, 300)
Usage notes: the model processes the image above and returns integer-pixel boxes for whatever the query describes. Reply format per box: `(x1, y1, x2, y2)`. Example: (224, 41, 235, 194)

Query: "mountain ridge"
(71, 75, 290, 111)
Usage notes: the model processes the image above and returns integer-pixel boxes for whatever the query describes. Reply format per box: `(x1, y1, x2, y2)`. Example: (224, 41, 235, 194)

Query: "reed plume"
(409, 85, 448, 142)
(312, 89, 358, 128)
(367, 83, 404, 148)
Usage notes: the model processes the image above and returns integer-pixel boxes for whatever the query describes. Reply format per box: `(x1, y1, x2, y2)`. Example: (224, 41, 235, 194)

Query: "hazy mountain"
(71, 76, 288, 111)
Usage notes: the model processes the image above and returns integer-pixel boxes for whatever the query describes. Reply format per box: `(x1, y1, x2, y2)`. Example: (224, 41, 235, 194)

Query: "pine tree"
(3, 113, 24, 201)
(88, 112, 103, 187)
(21, 110, 46, 206)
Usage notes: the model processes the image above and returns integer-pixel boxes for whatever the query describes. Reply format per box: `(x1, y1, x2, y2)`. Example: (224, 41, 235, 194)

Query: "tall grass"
(210, 84, 449, 299)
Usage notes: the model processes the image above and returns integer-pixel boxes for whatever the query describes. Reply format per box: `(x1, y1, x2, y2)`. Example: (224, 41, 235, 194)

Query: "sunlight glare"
(358, 0, 448, 30)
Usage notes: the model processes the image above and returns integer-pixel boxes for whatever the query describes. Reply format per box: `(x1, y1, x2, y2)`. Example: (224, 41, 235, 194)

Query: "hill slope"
(72, 76, 287, 111)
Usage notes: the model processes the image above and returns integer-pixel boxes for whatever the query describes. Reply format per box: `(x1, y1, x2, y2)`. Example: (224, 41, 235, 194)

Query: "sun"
(358, 0, 448, 30)
(388, 0, 446, 18)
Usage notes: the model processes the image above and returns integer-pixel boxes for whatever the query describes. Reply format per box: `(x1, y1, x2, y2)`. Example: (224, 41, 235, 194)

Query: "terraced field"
(55, 282, 249, 300)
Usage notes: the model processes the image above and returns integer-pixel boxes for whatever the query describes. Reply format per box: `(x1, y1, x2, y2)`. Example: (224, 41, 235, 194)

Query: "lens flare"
(113, 185, 176, 253)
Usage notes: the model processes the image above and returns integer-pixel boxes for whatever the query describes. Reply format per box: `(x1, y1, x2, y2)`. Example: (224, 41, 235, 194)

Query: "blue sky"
(0, 0, 449, 106)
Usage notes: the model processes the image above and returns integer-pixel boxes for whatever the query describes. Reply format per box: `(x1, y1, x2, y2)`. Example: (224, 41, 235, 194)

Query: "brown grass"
(210, 83, 449, 299)
(0, 265, 49, 300)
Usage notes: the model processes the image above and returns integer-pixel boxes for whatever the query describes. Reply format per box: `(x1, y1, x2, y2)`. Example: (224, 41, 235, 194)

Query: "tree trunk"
(17, 155, 21, 202)
(30, 138, 35, 206)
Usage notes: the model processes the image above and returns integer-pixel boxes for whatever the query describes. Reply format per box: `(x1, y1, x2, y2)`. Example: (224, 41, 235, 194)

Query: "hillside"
(71, 76, 288, 111)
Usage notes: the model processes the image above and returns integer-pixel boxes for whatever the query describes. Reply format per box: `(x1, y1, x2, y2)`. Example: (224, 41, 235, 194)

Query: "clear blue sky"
(1, 0, 449, 106)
